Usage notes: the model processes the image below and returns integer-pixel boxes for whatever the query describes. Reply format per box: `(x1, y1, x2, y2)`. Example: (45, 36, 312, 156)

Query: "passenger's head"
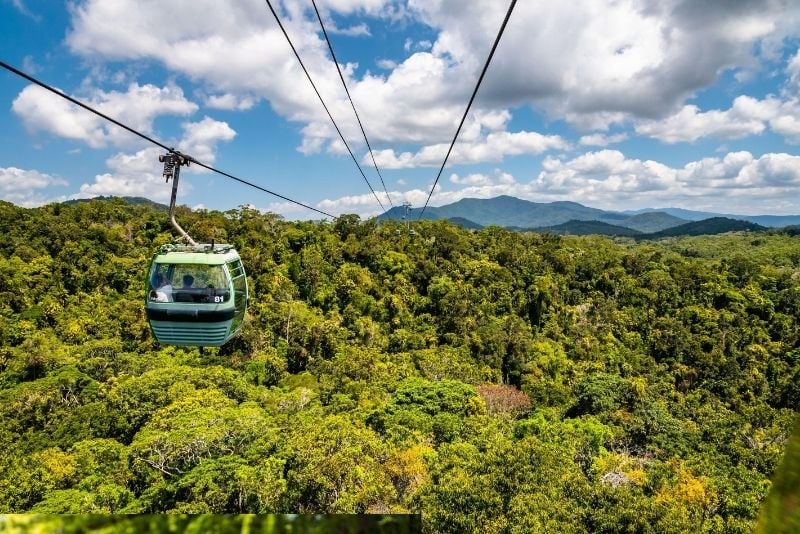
(182, 274, 194, 287)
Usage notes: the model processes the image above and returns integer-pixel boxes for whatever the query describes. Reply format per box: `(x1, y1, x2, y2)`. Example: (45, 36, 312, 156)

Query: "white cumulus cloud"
(204, 93, 258, 111)
(449, 173, 492, 186)
(12, 82, 197, 148)
(404, 0, 800, 131)
(536, 150, 800, 213)
(76, 118, 236, 201)
(372, 130, 567, 169)
(0, 167, 68, 207)
(180, 117, 237, 164)
(62, 0, 800, 153)
(636, 94, 800, 144)
(579, 133, 629, 147)
(636, 96, 779, 143)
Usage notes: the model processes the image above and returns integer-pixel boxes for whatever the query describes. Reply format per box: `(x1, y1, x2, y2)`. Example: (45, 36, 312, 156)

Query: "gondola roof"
(152, 244, 240, 265)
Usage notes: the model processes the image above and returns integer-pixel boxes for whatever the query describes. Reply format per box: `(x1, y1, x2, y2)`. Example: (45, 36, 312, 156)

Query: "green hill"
(446, 216, 483, 229)
(778, 225, 800, 237)
(63, 195, 169, 211)
(532, 219, 642, 236)
(619, 212, 687, 233)
(643, 217, 767, 238)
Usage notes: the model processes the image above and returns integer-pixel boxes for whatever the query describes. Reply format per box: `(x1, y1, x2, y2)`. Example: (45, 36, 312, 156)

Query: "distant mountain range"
(58, 195, 797, 238)
(623, 207, 800, 227)
(381, 196, 630, 229)
(378, 195, 799, 236)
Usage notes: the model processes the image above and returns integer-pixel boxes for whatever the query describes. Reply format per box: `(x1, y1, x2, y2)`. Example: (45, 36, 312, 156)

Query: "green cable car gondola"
(144, 150, 248, 347)
(145, 243, 248, 346)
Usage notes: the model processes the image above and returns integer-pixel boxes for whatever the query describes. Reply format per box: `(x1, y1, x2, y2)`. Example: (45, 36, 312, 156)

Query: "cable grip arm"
(160, 150, 198, 246)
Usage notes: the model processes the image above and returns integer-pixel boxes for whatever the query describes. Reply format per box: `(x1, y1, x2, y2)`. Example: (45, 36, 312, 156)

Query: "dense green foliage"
(0, 199, 798, 532)
(756, 417, 800, 533)
(0, 514, 419, 533)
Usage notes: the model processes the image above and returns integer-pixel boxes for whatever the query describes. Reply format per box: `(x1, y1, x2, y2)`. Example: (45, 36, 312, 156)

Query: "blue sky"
(1, 0, 800, 218)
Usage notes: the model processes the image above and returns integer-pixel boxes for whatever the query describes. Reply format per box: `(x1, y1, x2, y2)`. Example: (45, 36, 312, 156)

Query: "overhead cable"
(418, 0, 517, 220)
(0, 60, 336, 219)
(1, 60, 172, 153)
(262, 0, 386, 211)
(311, 0, 393, 208)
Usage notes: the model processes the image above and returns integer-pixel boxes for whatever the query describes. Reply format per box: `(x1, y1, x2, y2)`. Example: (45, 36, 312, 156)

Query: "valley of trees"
(0, 198, 798, 532)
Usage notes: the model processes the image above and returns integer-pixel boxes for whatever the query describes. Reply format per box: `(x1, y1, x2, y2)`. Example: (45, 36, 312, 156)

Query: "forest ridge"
(0, 199, 798, 532)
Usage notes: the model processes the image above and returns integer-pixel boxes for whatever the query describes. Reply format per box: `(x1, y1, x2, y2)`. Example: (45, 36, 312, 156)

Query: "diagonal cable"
(1, 60, 172, 153)
(0, 60, 335, 219)
(418, 0, 517, 220)
(263, 0, 386, 211)
(185, 158, 334, 218)
(311, 0, 393, 208)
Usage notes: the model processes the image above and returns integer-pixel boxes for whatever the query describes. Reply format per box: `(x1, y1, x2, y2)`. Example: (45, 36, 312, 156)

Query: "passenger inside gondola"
(149, 273, 173, 302)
